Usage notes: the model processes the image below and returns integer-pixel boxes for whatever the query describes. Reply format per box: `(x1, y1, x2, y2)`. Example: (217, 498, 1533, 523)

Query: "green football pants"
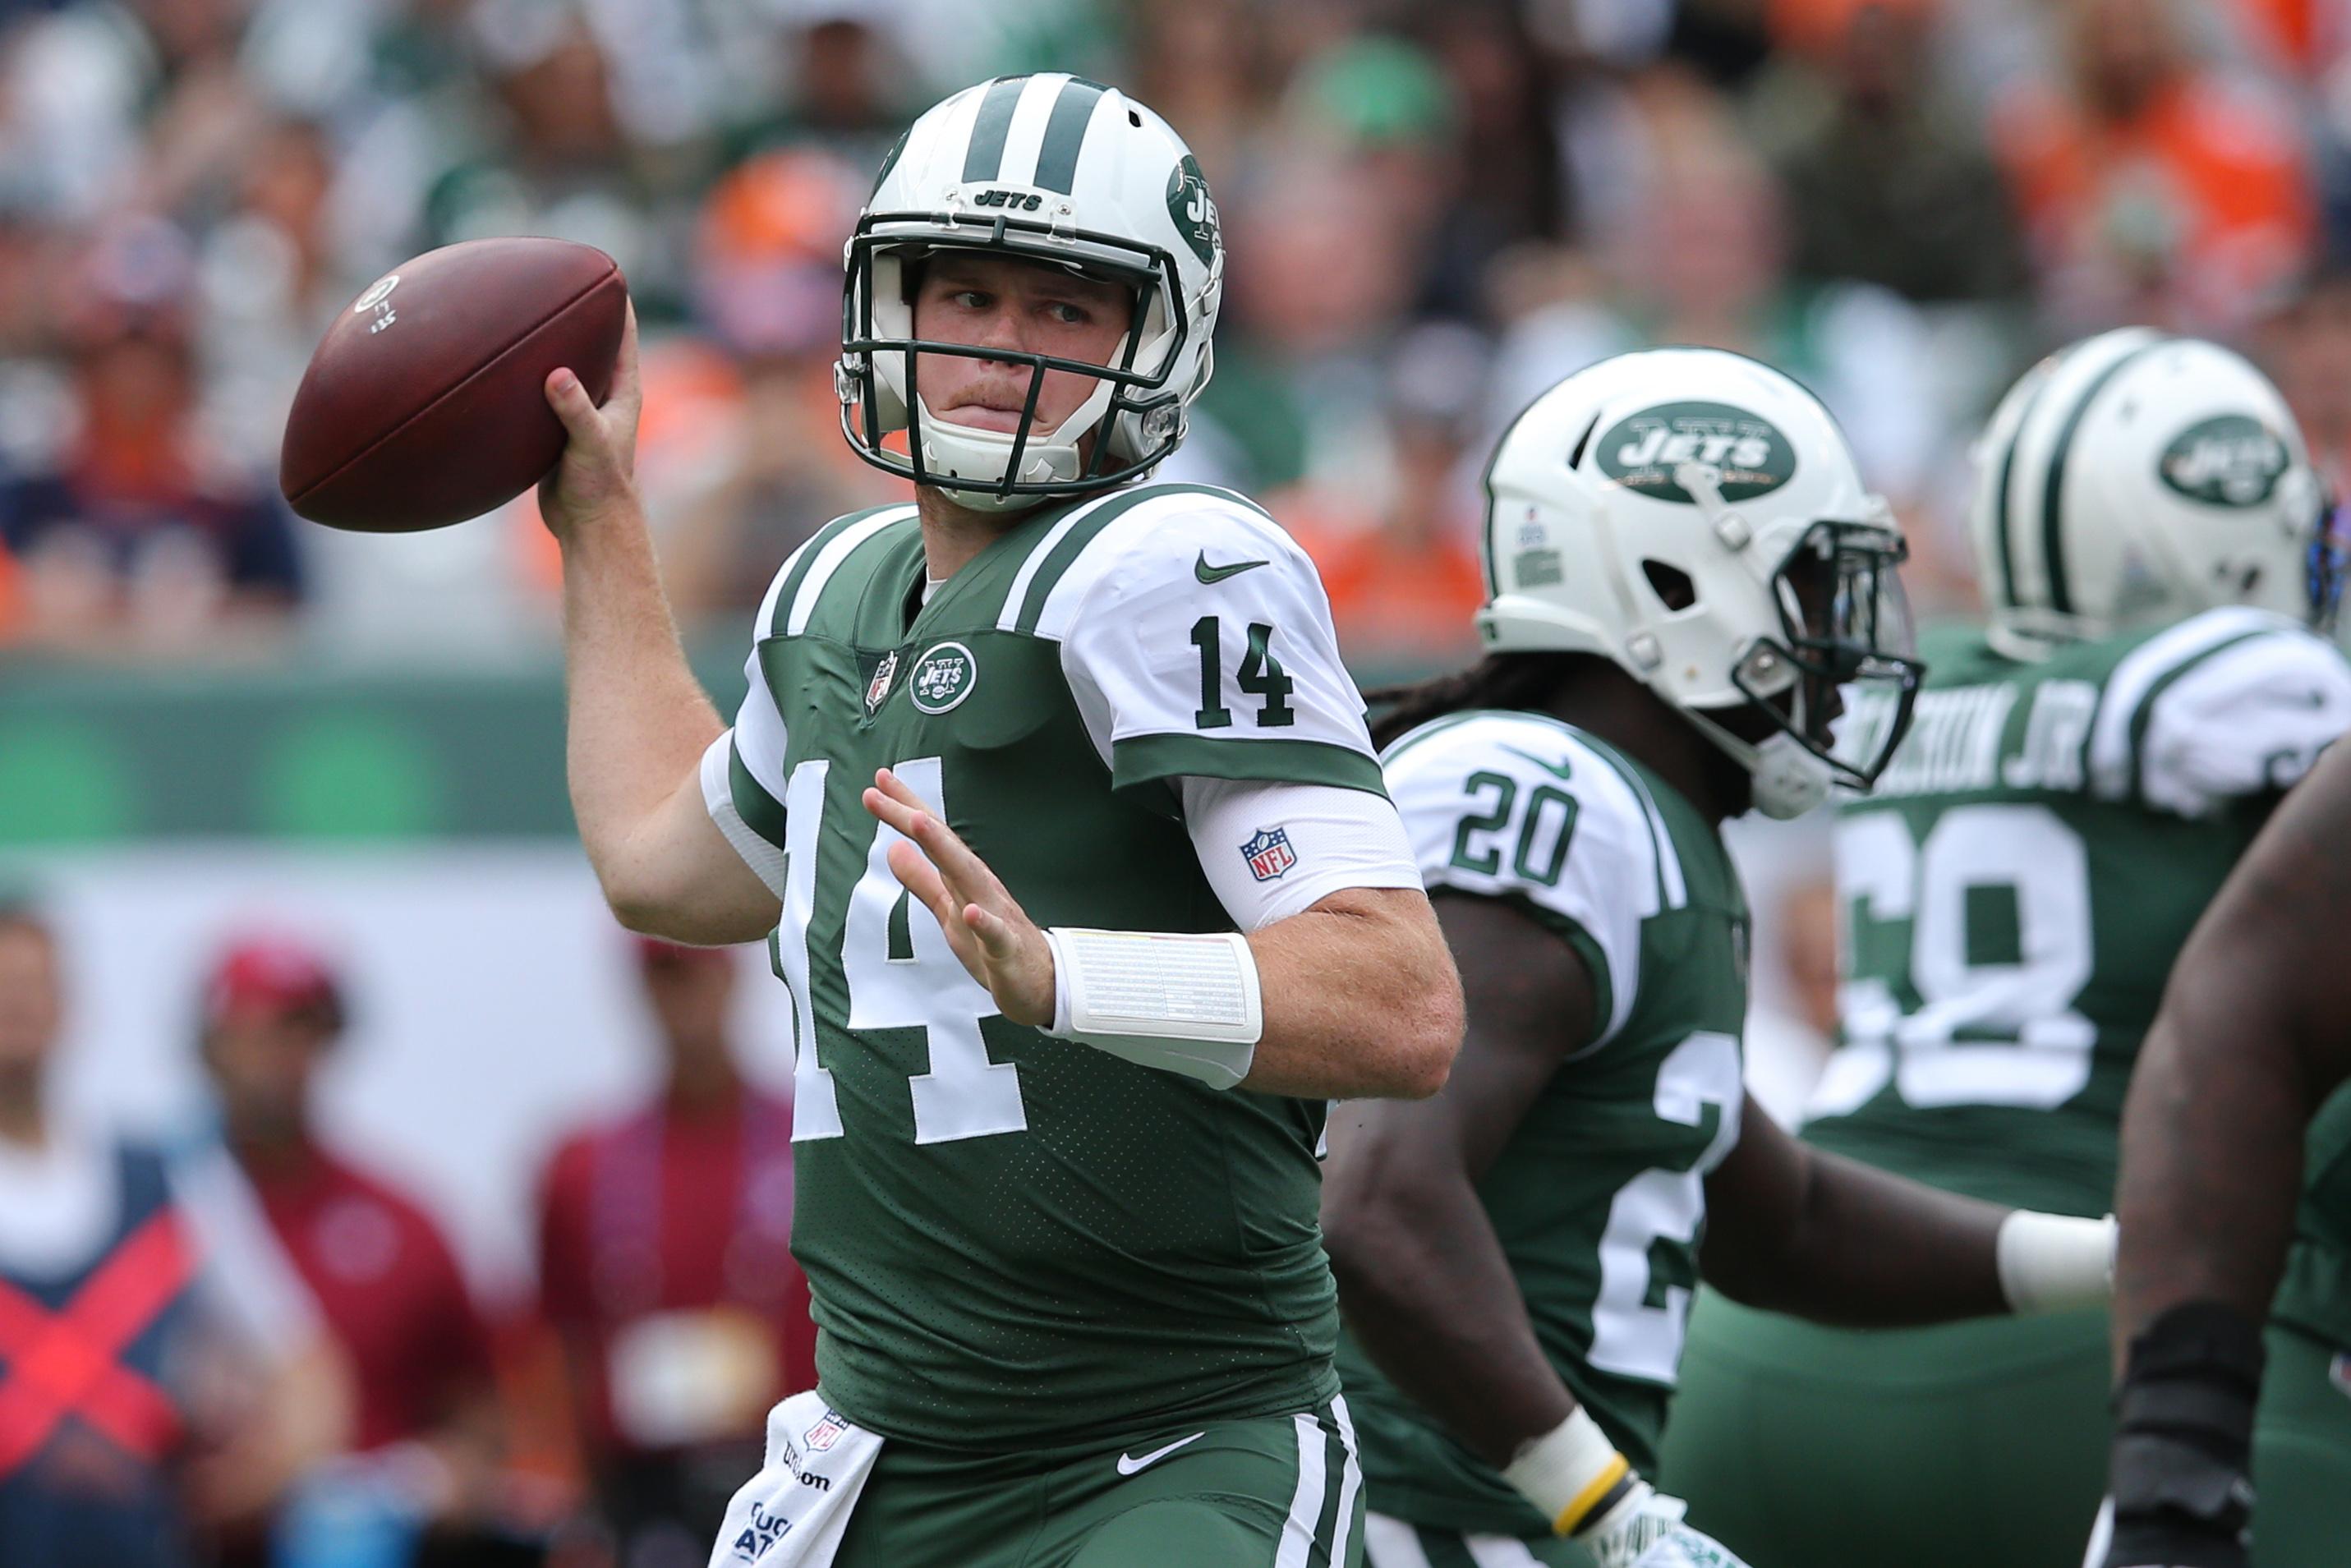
(2252, 1322, 2351, 1568)
(1362, 1512, 1592, 1567)
(826, 1398, 1364, 1567)
(1654, 1291, 2111, 1568)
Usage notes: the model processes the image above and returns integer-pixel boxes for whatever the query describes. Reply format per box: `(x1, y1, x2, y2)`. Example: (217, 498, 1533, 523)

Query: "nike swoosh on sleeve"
(1195, 553, 1269, 584)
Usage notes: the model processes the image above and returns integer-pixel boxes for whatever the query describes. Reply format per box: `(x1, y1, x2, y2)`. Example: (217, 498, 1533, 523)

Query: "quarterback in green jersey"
(535, 76, 1465, 1568)
(2089, 736, 2351, 1568)
(1318, 347, 2120, 1568)
(1661, 330, 2351, 1568)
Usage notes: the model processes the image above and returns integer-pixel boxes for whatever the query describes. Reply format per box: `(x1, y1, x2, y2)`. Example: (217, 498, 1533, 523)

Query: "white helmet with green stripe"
(1971, 328, 2338, 660)
(835, 74, 1224, 511)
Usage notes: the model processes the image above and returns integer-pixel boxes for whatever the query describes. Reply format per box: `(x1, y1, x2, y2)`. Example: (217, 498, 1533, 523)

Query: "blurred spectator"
(425, 2, 699, 320)
(0, 0, 2331, 672)
(1410, 2, 1567, 309)
(1125, 0, 1272, 186)
(0, 899, 349, 1567)
(648, 146, 899, 617)
(1760, 0, 2028, 305)
(1286, 322, 1486, 664)
(535, 939, 809, 1568)
(197, 117, 357, 476)
(0, 218, 303, 655)
(193, 931, 511, 1560)
(2260, 269, 2351, 494)
(1993, 0, 2315, 337)
(728, 4, 925, 177)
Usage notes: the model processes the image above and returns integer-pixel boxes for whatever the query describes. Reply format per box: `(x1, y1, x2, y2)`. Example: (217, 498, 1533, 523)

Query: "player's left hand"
(864, 767, 1056, 1026)
(1582, 1484, 1750, 1568)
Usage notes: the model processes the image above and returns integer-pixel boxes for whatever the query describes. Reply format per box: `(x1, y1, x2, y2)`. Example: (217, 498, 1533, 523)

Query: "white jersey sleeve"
(1180, 775, 1424, 931)
(1047, 489, 1385, 802)
(699, 543, 806, 897)
(2089, 609, 2351, 819)
(1383, 712, 1678, 1051)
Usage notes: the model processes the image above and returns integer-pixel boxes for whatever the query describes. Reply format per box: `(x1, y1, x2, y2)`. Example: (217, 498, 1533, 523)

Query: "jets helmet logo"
(2160, 416, 2289, 508)
(1166, 154, 1220, 264)
(1595, 402, 1796, 504)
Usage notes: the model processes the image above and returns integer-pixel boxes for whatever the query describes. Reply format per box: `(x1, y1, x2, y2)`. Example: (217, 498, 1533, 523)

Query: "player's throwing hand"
(864, 768, 1056, 1026)
(539, 299, 644, 538)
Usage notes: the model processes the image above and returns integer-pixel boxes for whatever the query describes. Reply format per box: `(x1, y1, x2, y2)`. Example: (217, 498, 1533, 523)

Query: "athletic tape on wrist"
(1042, 927, 1262, 1090)
(1502, 1406, 1638, 1538)
(1997, 1209, 2116, 1313)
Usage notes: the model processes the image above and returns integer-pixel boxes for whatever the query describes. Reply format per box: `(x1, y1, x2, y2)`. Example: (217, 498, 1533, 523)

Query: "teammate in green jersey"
(1318, 347, 2120, 1568)
(2086, 739, 2351, 1568)
(1659, 329, 2351, 1568)
(535, 75, 1466, 1568)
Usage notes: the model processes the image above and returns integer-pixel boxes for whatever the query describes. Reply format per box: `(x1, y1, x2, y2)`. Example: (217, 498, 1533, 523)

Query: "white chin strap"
(910, 372, 1120, 513)
(1684, 708, 1833, 821)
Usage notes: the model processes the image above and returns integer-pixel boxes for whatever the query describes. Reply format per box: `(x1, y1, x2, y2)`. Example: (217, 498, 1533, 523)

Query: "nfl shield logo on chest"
(864, 651, 899, 717)
(1241, 827, 1296, 882)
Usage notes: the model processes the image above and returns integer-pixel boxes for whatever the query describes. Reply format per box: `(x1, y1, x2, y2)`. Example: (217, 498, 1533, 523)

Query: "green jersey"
(1340, 710, 1751, 1537)
(702, 485, 1390, 1451)
(1806, 606, 2351, 1216)
(2278, 1087, 2351, 1350)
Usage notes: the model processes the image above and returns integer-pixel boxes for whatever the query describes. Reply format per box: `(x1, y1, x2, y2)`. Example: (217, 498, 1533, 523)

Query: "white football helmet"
(835, 74, 1224, 510)
(1478, 347, 1921, 819)
(1971, 328, 2339, 659)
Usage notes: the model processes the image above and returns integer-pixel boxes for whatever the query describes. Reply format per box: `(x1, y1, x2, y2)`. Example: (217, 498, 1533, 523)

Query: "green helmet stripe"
(960, 75, 1031, 183)
(2040, 337, 2165, 615)
(1032, 76, 1109, 195)
(1991, 368, 2060, 611)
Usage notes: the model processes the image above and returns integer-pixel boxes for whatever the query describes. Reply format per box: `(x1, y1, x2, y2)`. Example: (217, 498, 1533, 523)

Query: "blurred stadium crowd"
(9, 0, 2351, 667)
(6, 0, 2351, 1563)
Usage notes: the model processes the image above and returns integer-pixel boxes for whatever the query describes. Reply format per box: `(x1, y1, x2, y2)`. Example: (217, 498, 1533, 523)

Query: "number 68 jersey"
(1805, 606, 2351, 1217)
(699, 485, 1387, 1453)
(1339, 710, 1751, 1532)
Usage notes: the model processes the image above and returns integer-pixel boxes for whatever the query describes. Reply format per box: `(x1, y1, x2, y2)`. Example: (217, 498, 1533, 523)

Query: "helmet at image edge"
(1970, 327, 2336, 660)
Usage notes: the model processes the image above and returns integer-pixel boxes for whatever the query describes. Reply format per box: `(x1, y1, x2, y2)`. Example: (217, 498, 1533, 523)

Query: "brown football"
(280, 237, 627, 532)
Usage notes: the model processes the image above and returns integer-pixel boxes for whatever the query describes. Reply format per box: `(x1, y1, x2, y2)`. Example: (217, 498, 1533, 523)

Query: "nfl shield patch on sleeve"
(1241, 827, 1296, 882)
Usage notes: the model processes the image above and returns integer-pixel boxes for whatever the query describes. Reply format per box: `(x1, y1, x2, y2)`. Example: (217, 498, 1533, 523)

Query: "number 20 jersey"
(1805, 606, 2351, 1221)
(701, 485, 1390, 1452)
(1339, 710, 1751, 1534)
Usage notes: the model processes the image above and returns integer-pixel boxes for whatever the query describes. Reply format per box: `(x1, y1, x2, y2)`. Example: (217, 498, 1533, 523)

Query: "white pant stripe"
(1327, 1396, 1363, 1568)
(1362, 1513, 1435, 1568)
(1274, 1411, 1330, 1568)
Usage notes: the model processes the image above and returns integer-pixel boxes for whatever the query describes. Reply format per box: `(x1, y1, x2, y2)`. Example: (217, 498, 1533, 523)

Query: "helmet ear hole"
(1643, 559, 1698, 611)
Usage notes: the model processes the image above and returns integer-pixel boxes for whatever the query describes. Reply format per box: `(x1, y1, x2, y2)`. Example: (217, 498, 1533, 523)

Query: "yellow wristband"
(1501, 1407, 1634, 1536)
(1555, 1452, 1632, 1535)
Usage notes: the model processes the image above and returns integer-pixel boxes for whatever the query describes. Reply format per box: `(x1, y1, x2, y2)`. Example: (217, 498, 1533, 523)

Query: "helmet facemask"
(2306, 495, 2348, 638)
(837, 210, 1198, 508)
(1691, 518, 1923, 816)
